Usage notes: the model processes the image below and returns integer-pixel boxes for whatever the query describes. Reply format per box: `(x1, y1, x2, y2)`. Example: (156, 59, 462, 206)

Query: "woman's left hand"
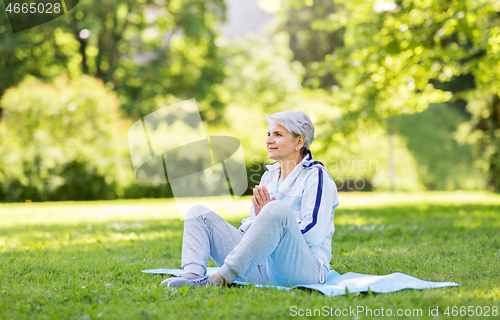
(251, 185, 274, 216)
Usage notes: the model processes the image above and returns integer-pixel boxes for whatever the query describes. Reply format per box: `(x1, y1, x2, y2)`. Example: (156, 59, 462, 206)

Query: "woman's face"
(266, 121, 302, 161)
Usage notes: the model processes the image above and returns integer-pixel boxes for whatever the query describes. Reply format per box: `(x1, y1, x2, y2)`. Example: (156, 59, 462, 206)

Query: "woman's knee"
(185, 204, 217, 221)
(259, 200, 294, 221)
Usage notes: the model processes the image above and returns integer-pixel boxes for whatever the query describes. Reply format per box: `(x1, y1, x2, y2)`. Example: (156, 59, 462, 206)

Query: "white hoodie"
(239, 151, 339, 271)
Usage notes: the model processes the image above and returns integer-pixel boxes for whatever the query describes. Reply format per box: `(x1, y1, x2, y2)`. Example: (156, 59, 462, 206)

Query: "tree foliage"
(395, 103, 485, 190)
(273, 0, 344, 88)
(217, 32, 304, 111)
(0, 0, 227, 121)
(278, 0, 500, 191)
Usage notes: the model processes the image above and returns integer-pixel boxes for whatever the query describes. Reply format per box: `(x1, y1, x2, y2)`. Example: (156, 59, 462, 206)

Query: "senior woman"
(162, 110, 339, 288)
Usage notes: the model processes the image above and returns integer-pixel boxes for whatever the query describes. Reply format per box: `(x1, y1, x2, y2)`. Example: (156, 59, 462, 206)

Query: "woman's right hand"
(251, 185, 274, 216)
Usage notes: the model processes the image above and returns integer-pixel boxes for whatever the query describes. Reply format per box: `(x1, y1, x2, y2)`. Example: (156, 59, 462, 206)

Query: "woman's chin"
(268, 152, 277, 160)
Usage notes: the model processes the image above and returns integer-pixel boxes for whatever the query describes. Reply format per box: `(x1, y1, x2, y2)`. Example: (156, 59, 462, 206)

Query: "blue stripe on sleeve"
(301, 167, 323, 234)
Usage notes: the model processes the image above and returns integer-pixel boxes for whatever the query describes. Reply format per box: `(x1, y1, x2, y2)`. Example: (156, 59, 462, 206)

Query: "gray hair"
(266, 110, 314, 156)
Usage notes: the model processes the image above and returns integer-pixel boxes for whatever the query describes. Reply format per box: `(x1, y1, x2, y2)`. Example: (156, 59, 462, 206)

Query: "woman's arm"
(298, 167, 338, 247)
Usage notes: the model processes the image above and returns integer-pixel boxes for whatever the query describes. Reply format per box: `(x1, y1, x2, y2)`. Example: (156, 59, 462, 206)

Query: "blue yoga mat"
(142, 267, 459, 297)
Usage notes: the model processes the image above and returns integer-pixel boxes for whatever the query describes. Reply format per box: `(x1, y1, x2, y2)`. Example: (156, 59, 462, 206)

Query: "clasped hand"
(251, 185, 275, 215)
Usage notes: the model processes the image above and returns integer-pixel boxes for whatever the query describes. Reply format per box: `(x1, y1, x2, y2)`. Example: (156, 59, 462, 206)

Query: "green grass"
(1, 192, 499, 319)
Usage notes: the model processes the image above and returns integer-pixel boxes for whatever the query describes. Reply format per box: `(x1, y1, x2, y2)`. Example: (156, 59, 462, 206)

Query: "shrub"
(0, 75, 128, 201)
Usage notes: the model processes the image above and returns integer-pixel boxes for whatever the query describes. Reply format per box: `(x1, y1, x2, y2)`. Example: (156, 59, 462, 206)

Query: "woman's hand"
(251, 185, 275, 216)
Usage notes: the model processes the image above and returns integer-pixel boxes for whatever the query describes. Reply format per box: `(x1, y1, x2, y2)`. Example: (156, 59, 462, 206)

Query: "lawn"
(0, 192, 499, 319)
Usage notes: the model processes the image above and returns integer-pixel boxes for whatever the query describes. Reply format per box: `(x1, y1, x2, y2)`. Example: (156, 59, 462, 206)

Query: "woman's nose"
(266, 136, 273, 144)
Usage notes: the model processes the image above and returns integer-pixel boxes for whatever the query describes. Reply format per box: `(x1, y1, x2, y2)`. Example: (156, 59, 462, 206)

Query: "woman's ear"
(297, 135, 305, 150)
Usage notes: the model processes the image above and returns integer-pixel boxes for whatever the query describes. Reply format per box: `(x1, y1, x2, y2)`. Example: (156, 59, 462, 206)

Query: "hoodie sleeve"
(297, 166, 338, 247)
(238, 204, 256, 233)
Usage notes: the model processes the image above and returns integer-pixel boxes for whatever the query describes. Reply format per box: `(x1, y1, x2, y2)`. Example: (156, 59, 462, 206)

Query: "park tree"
(273, 0, 344, 88)
(264, 0, 500, 191)
(0, 0, 227, 121)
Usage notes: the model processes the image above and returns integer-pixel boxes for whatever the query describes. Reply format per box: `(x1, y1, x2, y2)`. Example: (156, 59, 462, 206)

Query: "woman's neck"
(278, 153, 304, 181)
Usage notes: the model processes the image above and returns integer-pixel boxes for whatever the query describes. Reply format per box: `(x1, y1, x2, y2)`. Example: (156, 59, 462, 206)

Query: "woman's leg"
(217, 200, 325, 287)
(181, 204, 267, 283)
(181, 205, 243, 275)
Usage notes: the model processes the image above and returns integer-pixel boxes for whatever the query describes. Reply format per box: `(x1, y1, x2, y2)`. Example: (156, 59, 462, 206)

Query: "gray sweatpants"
(181, 200, 327, 286)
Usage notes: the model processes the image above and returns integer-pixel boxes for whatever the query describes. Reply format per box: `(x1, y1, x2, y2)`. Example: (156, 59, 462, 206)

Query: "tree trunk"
(74, 16, 89, 74)
(489, 94, 500, 192)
